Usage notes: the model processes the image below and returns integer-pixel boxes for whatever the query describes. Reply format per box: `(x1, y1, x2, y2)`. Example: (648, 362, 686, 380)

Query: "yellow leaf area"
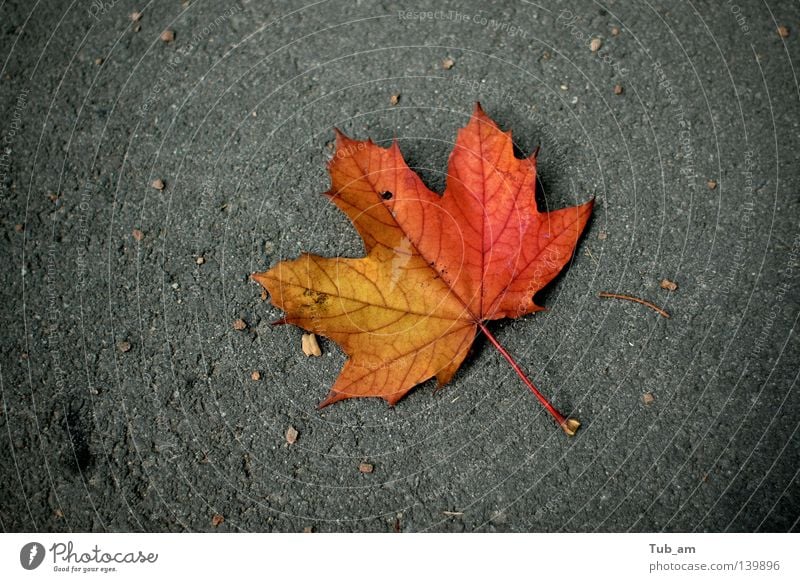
(255, 244, 475, 406)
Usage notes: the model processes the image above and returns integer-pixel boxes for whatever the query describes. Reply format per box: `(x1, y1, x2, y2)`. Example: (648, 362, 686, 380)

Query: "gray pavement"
(1, 0, 798, 532)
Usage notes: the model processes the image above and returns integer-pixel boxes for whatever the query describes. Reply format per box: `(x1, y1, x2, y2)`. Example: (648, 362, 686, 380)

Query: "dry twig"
(598, 292, 670, 319)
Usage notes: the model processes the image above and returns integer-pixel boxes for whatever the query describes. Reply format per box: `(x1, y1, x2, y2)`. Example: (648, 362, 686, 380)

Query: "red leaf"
(253, 104, 592, 435)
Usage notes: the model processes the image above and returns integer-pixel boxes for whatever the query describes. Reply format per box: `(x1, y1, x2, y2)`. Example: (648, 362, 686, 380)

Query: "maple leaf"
(252, 104, 592, 435)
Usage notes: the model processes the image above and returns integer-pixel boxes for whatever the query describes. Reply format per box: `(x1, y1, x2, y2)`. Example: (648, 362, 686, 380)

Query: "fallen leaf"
(659, 278, 678, 292)
(301, 333, 322, 357)
(253, 104, 592, 432)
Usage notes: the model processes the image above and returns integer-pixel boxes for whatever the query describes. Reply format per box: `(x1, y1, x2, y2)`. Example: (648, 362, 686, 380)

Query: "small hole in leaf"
(381, 191, 393, 200)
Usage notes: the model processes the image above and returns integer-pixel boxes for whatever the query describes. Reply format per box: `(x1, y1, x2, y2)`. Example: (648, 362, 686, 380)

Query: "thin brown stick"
(598, 292, 671, 319)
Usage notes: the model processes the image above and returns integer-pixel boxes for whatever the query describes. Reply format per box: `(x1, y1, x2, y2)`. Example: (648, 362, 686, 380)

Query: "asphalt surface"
(1, 0, 798, 533)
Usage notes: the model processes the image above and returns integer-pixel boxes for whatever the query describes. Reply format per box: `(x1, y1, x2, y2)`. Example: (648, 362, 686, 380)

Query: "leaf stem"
(477, 321, 580, 436)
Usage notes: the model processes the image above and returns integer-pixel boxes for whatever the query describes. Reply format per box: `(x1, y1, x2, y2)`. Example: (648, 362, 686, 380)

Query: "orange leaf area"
(253, 104, 592, 410)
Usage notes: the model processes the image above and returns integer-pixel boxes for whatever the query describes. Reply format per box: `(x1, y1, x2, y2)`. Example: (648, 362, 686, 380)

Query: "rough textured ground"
(1, 0, 798, 533)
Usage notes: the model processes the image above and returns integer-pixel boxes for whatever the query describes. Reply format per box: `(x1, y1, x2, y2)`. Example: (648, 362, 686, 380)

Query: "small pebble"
(613, 84, 624, 95)
(559, 84, 568, 91)
(196, 256, 205, 265)
(14, 223, 23, 232)
(250, 370, 261, 381)
(301, 333, 322, 357)
(611, 26, 620, 36)
(151, 178, 165, 190)
(777, 25, 790, 38)
(642, 392, 655, 405)
(286, 425, 299, 445)
(303, 526, 314, 533)
(160, 29, 175, 43)
(233, 318, 247, 331)
(390, 94, 400, 105)
(359, 462, 374, 474)
(707, 179, 717, 190)
(132, 228, 144, 241)
(442, 57, 455, 70)
(211, 514, 224, 527)
(660, 278, 678, 292)
(260, 289, 268, 301)
(94, 57, 103, 65)
(598, 231, 607, 240)
(133, 24, 141, 33)
(590, 38, 602, 52)
(130, 11, 142, 22)
(118, 341, 132, 353)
